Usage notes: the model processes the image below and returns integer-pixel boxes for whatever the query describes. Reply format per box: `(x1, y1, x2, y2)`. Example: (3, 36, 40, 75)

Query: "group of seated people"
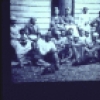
(10, 6, 100, 73)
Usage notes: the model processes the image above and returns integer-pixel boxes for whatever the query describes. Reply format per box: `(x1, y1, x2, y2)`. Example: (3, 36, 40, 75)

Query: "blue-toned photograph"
(10, 0, 100, 82)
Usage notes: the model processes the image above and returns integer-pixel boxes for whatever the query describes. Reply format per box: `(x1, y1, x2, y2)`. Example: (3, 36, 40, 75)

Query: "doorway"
(51, 0, 75, 16)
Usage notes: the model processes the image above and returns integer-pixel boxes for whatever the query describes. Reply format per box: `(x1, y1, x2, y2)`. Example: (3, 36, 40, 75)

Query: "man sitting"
(51, 30, 66, 62)
(34, 33, 59, 73)
(14, 28, 32, 67)
(25, 17, 41, 39)
(83, 32, 100, 63)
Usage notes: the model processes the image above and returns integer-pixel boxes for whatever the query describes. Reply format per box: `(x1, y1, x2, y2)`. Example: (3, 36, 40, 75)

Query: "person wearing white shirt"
(36, 33, 59, 71)
(13, 28, 32, 67)
(78, 7, 91, 34)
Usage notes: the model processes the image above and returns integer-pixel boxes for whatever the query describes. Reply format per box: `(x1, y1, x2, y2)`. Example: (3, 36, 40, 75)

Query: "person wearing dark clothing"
(91, 11, 100, 37)
(25, 17, 41, 39)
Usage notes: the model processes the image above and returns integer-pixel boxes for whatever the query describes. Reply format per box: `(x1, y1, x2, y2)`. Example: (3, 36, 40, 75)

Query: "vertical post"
(59, 0, 73, 16)
(72, 0, 75, 17)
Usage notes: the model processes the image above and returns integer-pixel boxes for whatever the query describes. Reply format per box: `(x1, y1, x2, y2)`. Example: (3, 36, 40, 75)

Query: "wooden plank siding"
(10, 0, 51, 34)
(75, 0, 100, 24)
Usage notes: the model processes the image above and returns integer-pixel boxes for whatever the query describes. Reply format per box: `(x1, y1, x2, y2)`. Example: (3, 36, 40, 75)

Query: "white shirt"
(13, 39, 32, 55)
(37, 38, 56, 55)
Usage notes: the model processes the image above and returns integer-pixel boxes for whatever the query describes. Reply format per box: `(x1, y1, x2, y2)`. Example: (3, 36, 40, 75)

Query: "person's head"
(79, 28, 85, 37)
(55, 30, 61, 39)
(92, 32, 99, 41)
(68, 36, 73, 44)
(73, 36, 79, 43)
(40, 34, 45, 40)
(10, 16, 17, 26)
(19, 28, 27, 46)
(61, 31, 66, 37)
(30, 17, 36, 25)
(50, 21, 55, 27)
(69, 18, 74, 24)
(68, 28, 73, 35)
(82, 7, 88, 14)
(65, 7, 71, 15)
(85, 31, 89, 37)
(54, 7, 59, 15)
(19, 28, 25, 36)
(45, 33, 52, 42)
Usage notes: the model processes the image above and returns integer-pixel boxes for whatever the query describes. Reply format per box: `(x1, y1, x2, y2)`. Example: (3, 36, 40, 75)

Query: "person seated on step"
(51, 7, 65, 32)
(14, 28, 32, 67)
(90, 11, 100, 38)
(83, 32, 100, 63)
(51, 30, 69, 63)
(62, 7, 75, 25)
(35, 32, 59, 71)
(25, 17, 41, 40)
(78, 7, 91, 34)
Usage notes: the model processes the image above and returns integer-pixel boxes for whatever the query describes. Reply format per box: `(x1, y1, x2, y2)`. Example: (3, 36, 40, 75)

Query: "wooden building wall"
(10, 0, 51, 34)
(75, 0, 100, 23)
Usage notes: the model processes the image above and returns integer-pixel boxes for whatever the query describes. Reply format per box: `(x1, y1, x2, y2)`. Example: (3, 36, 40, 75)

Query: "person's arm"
(67, 47, 73, 59)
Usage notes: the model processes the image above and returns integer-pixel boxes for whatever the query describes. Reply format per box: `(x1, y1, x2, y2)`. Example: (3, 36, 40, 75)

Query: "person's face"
(55, 9, 59, 15)
(61, 31, 66, 37)
(30, 19, 36, 25)
(68, 37, 73, 44)
(41, 34, 45, 39)
(65, 9, 71, 15)
(85, 32, 89, 37)
(83, 9, 88, 14)
(92, 37, 97, 41)
(55, 31, 61, 37)
(46, 35, 51, 42)
(74, 37, 79, 42)
(80, 30, 85, 36)
(68, 29, 73, 35)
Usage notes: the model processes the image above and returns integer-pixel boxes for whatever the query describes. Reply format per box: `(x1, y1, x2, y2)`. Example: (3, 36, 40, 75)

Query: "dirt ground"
(11, 62, 100, 82)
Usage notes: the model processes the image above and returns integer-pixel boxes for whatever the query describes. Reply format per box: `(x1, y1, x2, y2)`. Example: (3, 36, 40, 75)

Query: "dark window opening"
(51, 0, 59, 16)
(51, 0, 75, 17)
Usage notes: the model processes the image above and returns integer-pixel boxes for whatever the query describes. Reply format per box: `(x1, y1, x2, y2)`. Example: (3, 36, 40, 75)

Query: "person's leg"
(45, 51, 59, 70)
